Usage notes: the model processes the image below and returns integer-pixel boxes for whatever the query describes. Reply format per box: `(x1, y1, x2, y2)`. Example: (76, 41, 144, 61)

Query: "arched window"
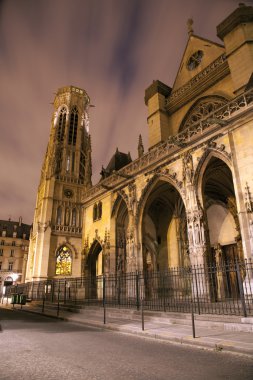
(56, 206, 62, 225)
(68, 106, 78, 145)
(72, 209, 76, 226)
(93, 204, 98, 221)
(98, 201, 102, 219)
(65, 208, 70, 226)
(55, 246, 72, 275)
(79, 151, 86, 181)
(66, 154, 70, 173)
(57, 107, 67, 142)
(179, 96, 228, 132)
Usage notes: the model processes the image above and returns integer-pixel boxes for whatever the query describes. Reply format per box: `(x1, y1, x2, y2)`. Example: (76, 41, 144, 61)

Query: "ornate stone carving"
(182, 152, 193, 184)
(83, 88, 253, 203)
(166, 54, 229, 112)
(128, 183, 137, 214)
(244, 182, 253, 213)
(187, 209, 206, 248)
(179, 96, 228, 132)
(227, 196, 240, 233)
(104, 228, 110, 250)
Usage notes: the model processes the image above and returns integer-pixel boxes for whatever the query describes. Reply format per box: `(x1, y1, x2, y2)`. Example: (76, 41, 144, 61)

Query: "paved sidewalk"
(1, 302, 253, 357)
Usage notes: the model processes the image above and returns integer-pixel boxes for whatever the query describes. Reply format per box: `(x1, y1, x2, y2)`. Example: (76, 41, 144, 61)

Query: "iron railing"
(5, 259, 253, 316)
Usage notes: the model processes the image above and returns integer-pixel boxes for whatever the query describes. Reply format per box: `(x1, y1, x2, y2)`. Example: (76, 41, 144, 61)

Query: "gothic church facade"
(26, 4, 253, 294)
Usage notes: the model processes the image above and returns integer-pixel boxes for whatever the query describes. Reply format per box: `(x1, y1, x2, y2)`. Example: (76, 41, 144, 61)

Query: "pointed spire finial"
(138, 134, 144, 158)
(187, 18, 194, 36)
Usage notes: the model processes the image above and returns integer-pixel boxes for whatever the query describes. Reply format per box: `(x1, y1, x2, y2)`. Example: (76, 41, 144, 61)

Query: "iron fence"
(5, 259, 253, 316)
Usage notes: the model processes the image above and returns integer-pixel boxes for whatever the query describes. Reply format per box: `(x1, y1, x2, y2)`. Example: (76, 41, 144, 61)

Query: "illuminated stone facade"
(0, 218, 30, 296)
(26, 86, 92, 281)
(27, 4, 253, 291)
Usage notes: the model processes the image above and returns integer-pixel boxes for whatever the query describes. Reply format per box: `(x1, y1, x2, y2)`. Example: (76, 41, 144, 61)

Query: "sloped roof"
(0, 219, 31, 240)
(100, 148, 132, 179)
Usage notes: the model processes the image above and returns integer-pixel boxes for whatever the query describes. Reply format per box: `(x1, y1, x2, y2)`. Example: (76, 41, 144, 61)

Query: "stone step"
(26, 302, 253, 332)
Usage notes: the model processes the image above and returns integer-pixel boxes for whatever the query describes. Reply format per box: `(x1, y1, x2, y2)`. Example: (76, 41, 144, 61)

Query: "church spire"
(138, 134, 144, 158)
(187, 18, 194, 36)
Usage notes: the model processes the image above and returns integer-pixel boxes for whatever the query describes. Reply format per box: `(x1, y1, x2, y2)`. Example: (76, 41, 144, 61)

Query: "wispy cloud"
(0, 0, 238, 222)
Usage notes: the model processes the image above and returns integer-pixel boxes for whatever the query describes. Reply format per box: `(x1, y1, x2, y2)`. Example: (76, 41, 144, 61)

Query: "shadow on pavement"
(0, 307, 104, 334)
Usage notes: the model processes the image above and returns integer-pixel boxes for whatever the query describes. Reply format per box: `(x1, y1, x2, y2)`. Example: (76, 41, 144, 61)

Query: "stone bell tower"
(26, 86, 92, 281)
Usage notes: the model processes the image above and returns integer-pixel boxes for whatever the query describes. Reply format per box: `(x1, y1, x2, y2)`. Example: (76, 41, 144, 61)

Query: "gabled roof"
(172, 34, 225, 92)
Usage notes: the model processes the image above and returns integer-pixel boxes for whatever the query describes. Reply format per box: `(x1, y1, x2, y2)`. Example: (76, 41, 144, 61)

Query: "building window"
(66, 154, 70, 173)
(98, 201, 102, 219)
(8, 262, 13, 271)
(2, 230, 6, 237)
(10, 250, 14, 257)
(12, 241, 16, 246)
(0, 262, 2, 270)
(1, 240, 4, 245)
(55, 246, 72, 275)
(57, 107, 67, 142)
(65, 208, 70, 226)
(56, 206, 62, 225)
(72, 209, 76, 226)
(68, 106, 78, 146)
(0, 249, 3, 256)
(72, 152, 75, 173)
(93, 202, 102, 221)
(93, 203, 98, 221)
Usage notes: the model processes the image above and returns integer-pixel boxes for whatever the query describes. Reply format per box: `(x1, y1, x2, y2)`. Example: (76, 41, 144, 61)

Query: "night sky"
(0, 0, 240, 224)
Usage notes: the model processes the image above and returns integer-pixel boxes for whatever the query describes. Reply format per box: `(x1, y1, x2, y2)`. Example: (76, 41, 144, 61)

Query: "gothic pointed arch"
(140, 176, 188, 272)
(68, 106, 78, 145)
(114, 195, 129, 274)
(85, 239, 103, 277)
(57, 106, 67, 142)
(72, 208, 77, 226)
(179, 95, 228, 132)
(194, 146, 232, 207)
(56, 206, 62, 225)
(136, 172, 185, 226)
(111, 191, 129, 218)
(197, 152, 243, 298)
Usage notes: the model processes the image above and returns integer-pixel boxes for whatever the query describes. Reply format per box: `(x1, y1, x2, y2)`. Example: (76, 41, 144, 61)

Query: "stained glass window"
(55, 246, 72, 275)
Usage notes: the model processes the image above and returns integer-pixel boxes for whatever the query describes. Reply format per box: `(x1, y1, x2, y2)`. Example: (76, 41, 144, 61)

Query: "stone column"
(183, 153, 209, 298)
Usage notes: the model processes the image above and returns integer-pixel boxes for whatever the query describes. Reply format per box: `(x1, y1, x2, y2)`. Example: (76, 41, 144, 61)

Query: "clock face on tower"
(187, 50, 204, 71)
(64, 188, 73, 198)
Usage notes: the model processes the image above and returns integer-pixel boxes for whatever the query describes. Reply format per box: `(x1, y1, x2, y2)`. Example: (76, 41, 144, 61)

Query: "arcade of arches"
(84, 155, 243, 290)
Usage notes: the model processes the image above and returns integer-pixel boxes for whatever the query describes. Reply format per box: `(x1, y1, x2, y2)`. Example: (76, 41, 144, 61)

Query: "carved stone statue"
(183, 152, 193, 184)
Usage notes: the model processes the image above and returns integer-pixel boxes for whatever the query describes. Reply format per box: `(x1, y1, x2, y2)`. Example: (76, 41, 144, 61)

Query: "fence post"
(75, 278, 77, 304)
(51, 280, 54, 303)
(103, 275, 106, 324)
(136, 271, 140, 311)
(57, 282, 60, 317)
(163, 274, 166, 312)
(117, 274, 121, 306)
(64, 279, 67, 304)
(236, 261, 247, 318)
(42, 295, 45, 314)
(31, 281, 34, 301)
(191, 300, 196, 338)
(193, 267, 201, 315)
(141, 298, 144, 331)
